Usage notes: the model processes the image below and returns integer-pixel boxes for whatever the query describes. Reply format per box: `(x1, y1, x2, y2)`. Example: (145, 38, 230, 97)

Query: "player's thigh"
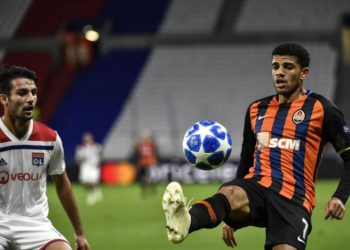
(44, 240, 72, 250)
(266, 194, 311, 250)
(12, 217, 70, 250)
(218, 184, 250, 214)
(219, 178, 270, 225)
(272, 244, 297, 250)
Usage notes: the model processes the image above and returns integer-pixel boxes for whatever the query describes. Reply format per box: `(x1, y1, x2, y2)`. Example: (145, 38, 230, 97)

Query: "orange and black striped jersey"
(237, 90, 350, 213)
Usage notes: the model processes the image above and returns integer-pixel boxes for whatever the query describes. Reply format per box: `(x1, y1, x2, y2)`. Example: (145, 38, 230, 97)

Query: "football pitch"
(47, 180, 349, 250)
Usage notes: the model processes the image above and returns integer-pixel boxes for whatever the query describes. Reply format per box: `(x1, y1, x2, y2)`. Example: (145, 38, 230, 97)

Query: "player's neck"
(278, 88, 306, 104)
(1, 115, 31, 139)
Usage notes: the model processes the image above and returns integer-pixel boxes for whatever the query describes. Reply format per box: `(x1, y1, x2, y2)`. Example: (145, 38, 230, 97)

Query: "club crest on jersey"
(292, 109, 305, 125)
(32, 152, 44, 166)
(343, 124, 350, 134)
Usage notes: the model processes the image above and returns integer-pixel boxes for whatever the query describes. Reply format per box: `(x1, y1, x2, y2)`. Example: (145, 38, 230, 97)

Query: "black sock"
(189, 193, 231, 233)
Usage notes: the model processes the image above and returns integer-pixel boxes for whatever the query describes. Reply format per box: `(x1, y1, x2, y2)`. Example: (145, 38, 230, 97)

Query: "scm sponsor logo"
(257, 132, 300, 150)
(268, 138, 300, 150)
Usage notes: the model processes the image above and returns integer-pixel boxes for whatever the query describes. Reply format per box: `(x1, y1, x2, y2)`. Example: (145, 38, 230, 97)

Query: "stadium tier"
(0, 0, 349, 168)
(104, 44, 336, 161)
(235, 0, 350, 33)
(159, 0, 223, 34)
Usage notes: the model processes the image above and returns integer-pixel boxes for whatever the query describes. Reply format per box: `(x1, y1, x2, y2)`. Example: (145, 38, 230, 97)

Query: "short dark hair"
(272, 43, 310, 68)
(0, 65, 37, 95)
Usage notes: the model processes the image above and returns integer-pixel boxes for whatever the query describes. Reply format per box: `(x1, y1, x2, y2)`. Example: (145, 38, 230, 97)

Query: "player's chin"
(22, 111, 34, 120)
(20, 114, 33, 121)
(275, 88, 291, 96)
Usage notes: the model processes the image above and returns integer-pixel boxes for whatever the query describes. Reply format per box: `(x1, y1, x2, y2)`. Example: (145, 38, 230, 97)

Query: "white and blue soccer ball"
(182, 120, 232, 170)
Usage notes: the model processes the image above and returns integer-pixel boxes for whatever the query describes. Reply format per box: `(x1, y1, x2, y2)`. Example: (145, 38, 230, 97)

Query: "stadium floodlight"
(83, 25, 100, 42)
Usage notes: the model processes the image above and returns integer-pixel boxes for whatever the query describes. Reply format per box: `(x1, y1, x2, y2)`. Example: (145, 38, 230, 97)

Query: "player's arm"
(325, 151, 350, 220)
(51, 173, 90, 249)
(74, 146, 83, 165)
(49, 134, 90, 249)
(236, 105, 256, 179)
(322, 102, 350, 220)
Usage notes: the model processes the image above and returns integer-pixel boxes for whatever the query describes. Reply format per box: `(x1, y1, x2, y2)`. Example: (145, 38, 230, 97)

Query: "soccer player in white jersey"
(0, 65, 90, 250)
(75, 132, 103, 205)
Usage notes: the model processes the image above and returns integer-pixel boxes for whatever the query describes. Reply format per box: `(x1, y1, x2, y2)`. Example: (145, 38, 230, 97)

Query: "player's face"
(272, 55, 308, 99)
(6, 78, 37, 122)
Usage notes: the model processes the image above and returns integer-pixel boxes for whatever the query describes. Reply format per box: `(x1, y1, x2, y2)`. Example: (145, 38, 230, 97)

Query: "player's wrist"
(331, 195, 346, 205)
(74, 233, 85, 239)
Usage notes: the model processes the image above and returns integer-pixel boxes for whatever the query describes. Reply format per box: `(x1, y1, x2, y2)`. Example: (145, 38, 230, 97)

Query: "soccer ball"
(182, 120, 232, 170)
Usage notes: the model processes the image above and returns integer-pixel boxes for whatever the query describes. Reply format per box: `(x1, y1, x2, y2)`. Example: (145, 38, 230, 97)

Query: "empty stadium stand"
(159, 0, 223, 34)
(100, 0, 170, 34)
(235, 0, 350, 33)
(104, 43, 337, 160)
(50, 49, 150, 162)
(1, 0, 349, 168)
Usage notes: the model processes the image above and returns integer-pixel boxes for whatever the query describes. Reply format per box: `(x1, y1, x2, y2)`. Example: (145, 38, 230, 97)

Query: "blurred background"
(1, 0, 350, 185)
(2, 0, 350, 249)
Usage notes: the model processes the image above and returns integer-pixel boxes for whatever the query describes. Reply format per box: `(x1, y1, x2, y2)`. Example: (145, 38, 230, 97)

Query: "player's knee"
(218, 185, 249, 210)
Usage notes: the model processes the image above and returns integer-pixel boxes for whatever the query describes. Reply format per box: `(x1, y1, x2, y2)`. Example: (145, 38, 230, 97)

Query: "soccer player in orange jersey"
(134, 130, 158, 197)
(162, 43, 350, 250)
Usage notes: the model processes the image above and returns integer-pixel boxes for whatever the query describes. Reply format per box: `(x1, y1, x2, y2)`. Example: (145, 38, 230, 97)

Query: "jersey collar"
(0, 118, 34, 141)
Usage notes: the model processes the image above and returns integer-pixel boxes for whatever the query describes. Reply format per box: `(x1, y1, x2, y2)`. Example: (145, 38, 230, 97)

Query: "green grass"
(47, 180, 350, 250)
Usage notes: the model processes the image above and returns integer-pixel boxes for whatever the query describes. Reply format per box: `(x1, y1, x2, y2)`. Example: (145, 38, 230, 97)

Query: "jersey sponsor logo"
(0, 171, 9, 184)
(0, 171, 42, 184)
(32, 152, 44, 166)
(292, 109, 305, 124)
(0, 158, 7, 166)
(257, 132, 300, 150)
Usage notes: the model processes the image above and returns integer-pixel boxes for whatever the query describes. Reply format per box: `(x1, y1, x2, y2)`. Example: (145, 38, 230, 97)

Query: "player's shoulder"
(29, 121, 57, 142)
(308, 91, 332, 106)
(0, 128, 10, 143)
(307, 91, 347, 125)
(249, 95, 275, 108)
(308, 91, 342, 113)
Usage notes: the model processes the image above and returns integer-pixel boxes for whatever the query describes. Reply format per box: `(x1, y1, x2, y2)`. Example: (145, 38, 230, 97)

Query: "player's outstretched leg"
(162, 181, 191, 243)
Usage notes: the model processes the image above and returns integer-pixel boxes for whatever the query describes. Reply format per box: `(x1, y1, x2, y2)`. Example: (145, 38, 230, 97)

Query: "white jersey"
(75, 143, 102, 184)
(75, 143, 102, 167)
(0, 119, 65, 218)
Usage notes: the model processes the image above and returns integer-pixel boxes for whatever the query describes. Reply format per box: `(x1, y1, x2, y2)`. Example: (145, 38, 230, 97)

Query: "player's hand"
(222, 223, 237, 248)
(324, 197, 346, 220)
(75, 234, 90, 250)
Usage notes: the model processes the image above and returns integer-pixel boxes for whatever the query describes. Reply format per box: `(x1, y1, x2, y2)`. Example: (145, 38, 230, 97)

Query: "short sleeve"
(48, 133, 66, 175)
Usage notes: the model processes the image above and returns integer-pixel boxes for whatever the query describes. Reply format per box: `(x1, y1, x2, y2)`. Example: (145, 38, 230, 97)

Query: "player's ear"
(0, 94, 8, 107)
(300, 67, 309, 81)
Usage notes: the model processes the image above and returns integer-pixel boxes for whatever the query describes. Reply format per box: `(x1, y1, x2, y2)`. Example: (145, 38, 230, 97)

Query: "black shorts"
(221, 178, 312, 250)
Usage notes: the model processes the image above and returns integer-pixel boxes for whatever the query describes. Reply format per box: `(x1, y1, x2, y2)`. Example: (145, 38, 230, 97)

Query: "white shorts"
(79, 164, 100, 184)
(0, 213, 68, 250)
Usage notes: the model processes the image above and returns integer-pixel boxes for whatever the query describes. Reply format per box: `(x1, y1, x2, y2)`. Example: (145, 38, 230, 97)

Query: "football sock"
(189, 193, 231, 233)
